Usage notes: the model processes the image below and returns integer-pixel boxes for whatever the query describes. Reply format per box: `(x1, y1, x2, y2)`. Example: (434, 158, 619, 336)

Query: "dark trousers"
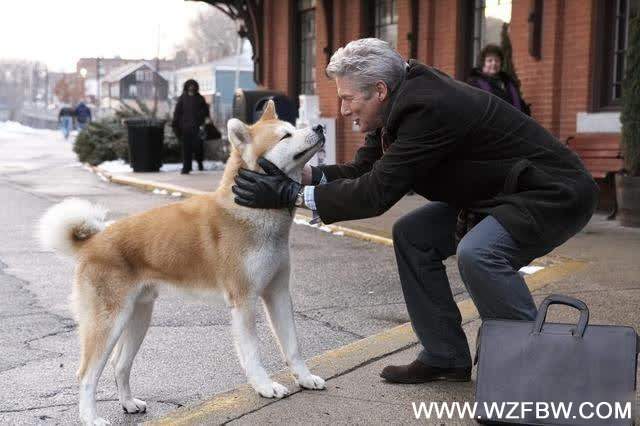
(181, 129, 203, 172)
(392, 202, 557, 368)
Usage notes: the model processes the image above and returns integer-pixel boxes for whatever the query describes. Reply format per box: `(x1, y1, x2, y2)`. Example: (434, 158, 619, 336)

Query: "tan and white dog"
(37, 101, 326, 425)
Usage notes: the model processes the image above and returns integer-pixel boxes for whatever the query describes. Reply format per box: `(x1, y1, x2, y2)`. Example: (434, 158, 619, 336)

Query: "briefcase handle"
(531, 294, 589, 338)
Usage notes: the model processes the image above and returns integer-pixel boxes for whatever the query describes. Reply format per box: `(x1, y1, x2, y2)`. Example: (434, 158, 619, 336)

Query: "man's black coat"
(315, 61, 598, 247)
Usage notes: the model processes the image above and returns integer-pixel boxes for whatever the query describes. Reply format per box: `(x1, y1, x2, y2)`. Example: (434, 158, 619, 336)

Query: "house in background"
(76, 57, 178, 105)
(173, 44, 257, 129)
(100, 62, 169, 115)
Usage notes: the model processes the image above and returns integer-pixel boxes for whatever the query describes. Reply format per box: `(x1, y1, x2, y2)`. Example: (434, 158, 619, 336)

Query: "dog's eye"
(280, 132, 292, 141)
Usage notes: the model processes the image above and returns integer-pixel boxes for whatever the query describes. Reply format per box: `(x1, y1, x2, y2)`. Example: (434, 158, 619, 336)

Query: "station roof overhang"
(186, 0, 264, 84)
(187, 0, 338, 86)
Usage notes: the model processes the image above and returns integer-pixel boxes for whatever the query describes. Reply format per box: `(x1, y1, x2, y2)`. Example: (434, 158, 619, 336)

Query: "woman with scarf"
(468, 44, 530, 116)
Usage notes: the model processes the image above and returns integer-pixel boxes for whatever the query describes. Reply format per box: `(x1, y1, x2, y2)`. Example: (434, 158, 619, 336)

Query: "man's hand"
(232, 158, 302, 210)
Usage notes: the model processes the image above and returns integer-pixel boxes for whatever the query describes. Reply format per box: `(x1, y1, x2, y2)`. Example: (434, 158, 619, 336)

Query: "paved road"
(0, 126, 468, 424)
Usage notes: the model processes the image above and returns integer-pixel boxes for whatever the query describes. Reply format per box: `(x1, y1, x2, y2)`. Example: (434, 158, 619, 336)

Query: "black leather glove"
(232, 158, 302, 210)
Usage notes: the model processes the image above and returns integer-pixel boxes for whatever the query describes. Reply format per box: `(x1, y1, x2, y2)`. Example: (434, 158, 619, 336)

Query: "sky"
(485, 0, 512, 23)
(0, 0, 512, 73)
(0, 0, 215, 72)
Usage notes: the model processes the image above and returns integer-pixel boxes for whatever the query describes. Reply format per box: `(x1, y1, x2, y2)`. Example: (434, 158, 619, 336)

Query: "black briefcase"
(474, 294, 639, 425)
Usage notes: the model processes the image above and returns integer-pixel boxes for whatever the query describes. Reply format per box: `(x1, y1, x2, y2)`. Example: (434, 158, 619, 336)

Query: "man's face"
(336, 76, 385, 133)
(187, 85, 196, 96)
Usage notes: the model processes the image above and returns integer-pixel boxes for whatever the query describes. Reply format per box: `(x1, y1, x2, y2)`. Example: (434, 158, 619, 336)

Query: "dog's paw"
(297, 374, 326, 390)
(253, 381, 289, 398)
(92, 418, 110, 426)
(121, 398, 147, 414)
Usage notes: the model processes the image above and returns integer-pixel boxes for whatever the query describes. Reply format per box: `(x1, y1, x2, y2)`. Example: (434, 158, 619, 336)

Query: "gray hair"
(326, 38, 406, 95)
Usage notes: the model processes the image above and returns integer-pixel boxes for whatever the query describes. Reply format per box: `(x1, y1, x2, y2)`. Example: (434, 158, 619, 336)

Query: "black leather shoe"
(180, 170, 190, 175)
(380, 359, 471, 384)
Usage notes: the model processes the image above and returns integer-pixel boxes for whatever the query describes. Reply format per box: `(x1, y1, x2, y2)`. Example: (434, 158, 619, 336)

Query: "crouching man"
(232, 38, 598, 383)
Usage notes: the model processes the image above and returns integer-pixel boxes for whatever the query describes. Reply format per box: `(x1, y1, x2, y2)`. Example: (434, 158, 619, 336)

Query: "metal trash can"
(233, 89, 298, 125)
(124, 118, 165, 172)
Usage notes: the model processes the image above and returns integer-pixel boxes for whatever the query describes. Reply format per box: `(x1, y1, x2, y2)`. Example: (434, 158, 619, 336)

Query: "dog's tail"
(37, 198, 107, 258)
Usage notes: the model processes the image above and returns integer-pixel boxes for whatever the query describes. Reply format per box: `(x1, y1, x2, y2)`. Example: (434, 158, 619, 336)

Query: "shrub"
(73, 119, 127, 165)
(621, 14, 640, 176)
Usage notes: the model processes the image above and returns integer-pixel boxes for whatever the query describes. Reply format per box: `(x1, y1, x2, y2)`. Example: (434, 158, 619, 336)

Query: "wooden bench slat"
(566, 134, 622, 180)
(568, 140, 621, 150)
(582, 158, 624, 169)
(566, 133, 620, 140)
(574, 150, 622, 158)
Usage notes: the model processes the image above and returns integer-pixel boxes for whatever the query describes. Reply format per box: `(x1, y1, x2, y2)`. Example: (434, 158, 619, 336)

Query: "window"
(297, 0, 316, 95)
(471, 0, 485, 67)
(458, 0, 512, 79)
(373, 0, 398, 48)
(128, 84, 137, 98)
(135, 69, 153, 82)
(594, 0, 639, 110)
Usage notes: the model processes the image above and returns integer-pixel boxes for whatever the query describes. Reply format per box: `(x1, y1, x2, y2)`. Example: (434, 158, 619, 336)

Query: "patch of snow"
(160, 161, 225, 172)
(519, 265, 544, 275)
(98, 160, 132, 174)
(293, 217, 343, 236)
(0, 120, 66, 141)
(96, 159, 225, 174)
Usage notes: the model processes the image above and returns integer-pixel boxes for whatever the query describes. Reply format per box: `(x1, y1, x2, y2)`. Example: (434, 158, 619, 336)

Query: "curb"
(92, 166, 394, 245)
(87, 166, 589, 424)
(145, 257, 587, 425)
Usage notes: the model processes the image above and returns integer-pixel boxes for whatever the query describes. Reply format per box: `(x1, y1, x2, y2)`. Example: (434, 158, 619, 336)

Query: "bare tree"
(176, 8, 238, 65)
(53, 74, 85, 104)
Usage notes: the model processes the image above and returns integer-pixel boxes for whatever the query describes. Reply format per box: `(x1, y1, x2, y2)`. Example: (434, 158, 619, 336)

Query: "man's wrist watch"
(294, 187, 305, 208)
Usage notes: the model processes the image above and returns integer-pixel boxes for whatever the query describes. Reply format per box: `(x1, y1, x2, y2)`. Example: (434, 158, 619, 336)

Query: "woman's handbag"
(474, 294, 639, 425)
(201, 122, 221, 141)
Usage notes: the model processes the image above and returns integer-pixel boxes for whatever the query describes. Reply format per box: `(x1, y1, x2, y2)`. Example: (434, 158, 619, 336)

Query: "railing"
(18, 105, 59, 129)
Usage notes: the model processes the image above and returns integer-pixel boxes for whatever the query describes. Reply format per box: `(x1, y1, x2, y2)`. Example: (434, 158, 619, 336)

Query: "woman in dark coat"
(171, 79, 211, 174)
(468, 44, 530, 116)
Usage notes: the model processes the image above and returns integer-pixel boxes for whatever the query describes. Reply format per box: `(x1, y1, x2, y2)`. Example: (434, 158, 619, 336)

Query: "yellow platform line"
(146, 257, 587, 425)
(93, 165, 393, 246)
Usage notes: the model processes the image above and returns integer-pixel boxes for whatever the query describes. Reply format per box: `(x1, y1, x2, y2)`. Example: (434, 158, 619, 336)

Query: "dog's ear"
(259, 100, 278, 121)
(227, 118, 251, 150)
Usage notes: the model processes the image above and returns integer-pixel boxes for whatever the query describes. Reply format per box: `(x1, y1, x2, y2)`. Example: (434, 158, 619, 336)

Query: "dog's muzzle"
(311, 124, 326, 147)
(294, 127, 325, 160)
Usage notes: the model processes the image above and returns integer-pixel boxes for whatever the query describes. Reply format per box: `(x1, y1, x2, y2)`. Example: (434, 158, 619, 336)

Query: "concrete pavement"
(0, 129, 436, 425)
(97, 166, 640, 425)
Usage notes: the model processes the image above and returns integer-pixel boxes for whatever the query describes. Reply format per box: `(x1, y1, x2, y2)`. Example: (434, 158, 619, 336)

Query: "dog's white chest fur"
(239, 209, 292, 290)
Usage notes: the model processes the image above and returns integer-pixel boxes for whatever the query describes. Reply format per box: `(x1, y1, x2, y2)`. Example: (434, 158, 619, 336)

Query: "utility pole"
(234, 25, 244, 91)
(96, 57, 101, 110)
(31, 63, 38, 103)
(153, 25, 161, 117)
(43, 66, 49, 106)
